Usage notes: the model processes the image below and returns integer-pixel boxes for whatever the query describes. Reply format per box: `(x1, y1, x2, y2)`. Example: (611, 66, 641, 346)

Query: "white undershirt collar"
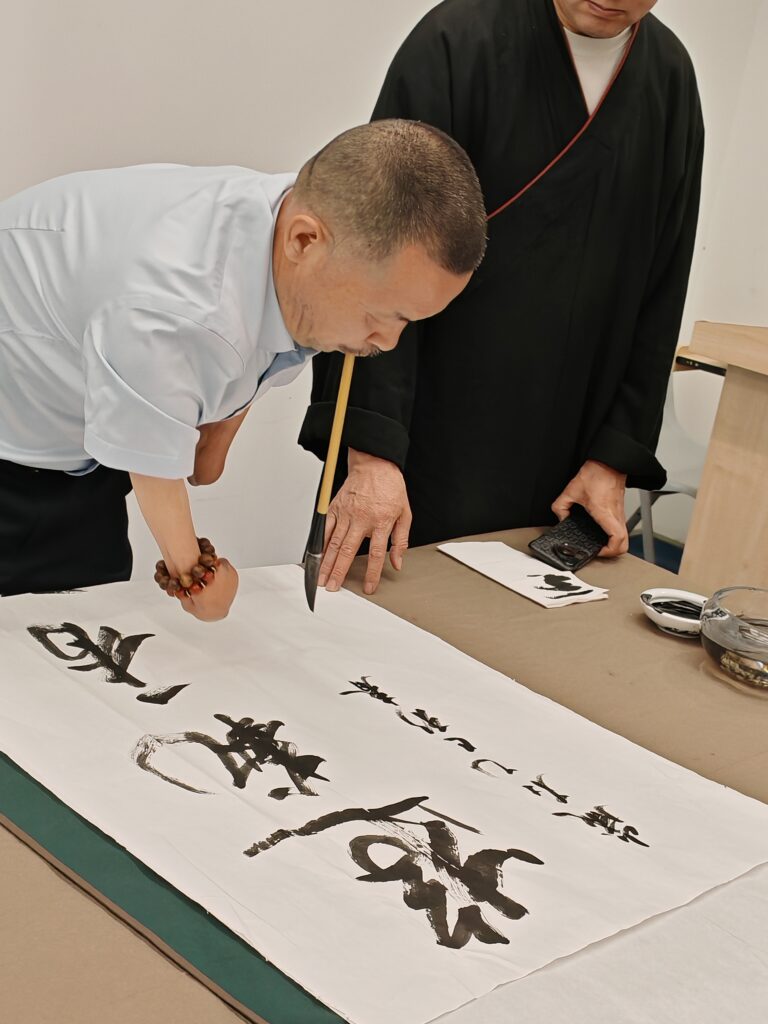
(562, 25, 632, 114)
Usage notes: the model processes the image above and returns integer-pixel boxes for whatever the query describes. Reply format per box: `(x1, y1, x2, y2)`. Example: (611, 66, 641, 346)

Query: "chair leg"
(639, 490, 656, 565)
(626, 504, 643, 533)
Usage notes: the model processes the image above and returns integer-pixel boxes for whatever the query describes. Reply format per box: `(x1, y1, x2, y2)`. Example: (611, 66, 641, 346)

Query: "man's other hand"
(551, 460, 629, 557)
(319, 448, 412, 595)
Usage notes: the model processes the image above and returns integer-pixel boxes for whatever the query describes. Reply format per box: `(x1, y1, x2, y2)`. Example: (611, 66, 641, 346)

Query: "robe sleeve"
(586, 121, 705, 491)
(297, 14, 459, 468)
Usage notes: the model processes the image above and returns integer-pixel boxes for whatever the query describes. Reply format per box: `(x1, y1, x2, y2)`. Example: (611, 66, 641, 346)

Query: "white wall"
(3, 1, 765, 565)
(675, 0, 768, 331)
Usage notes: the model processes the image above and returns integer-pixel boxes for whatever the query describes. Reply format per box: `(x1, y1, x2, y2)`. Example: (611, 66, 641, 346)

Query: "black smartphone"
(528, 505, 609, 572)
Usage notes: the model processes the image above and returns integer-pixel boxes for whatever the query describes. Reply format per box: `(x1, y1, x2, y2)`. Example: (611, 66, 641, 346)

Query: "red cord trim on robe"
(486, 20, 640, 222)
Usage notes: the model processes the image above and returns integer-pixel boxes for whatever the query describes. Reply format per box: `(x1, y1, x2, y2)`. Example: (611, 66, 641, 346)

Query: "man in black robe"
(299, 0, 704, 594)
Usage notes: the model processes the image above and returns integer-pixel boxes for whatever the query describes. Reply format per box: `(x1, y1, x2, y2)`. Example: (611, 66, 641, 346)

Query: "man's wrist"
(348, 447, 397, 470)
(583, 459, 626, 482)
(155, 537, 219, 598)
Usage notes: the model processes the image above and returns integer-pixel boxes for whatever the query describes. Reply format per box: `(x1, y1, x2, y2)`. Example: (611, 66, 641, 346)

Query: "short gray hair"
(294, 119, 487, 274)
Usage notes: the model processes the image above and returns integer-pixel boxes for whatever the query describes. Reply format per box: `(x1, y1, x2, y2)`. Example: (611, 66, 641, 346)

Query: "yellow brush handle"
(317, 353, 356, 515)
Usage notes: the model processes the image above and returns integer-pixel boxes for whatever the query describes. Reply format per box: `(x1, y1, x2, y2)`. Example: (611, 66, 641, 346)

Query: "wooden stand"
(680, 321, 768, 593)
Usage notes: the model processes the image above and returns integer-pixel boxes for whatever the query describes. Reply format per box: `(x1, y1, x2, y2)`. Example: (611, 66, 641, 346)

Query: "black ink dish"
(639, 588, 707, 638)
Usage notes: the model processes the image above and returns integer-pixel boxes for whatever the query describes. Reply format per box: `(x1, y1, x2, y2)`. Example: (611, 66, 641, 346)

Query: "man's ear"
(283, 212, 330, 265)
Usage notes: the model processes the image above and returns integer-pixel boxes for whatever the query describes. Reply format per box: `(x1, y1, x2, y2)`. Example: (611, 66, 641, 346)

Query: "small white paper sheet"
(439, 541, 608, 607)
(1, 566, 766, 1024)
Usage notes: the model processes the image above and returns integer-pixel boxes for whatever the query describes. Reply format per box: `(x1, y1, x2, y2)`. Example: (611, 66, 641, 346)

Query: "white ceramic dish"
(639, 587, 708, 638)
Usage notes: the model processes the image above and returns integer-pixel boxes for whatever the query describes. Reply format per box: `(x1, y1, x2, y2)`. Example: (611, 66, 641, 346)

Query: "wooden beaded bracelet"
(153, 537, 220, 599)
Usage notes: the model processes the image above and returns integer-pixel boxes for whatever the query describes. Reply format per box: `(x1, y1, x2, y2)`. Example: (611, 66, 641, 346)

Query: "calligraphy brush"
(303, 352, 356, 611)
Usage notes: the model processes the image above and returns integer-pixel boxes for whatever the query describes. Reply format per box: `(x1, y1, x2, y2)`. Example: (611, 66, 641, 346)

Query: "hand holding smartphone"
(528, 505, 609, 572)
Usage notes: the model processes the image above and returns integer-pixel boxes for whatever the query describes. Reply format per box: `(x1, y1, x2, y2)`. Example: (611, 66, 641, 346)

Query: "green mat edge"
(0, 751, 345, 1024)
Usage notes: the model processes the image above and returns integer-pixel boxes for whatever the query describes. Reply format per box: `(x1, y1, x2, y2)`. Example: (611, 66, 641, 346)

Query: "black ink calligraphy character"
(133, 714, 328, 799)
(29, 623, 150, 686)
(523, 774, 568, 804)
(244, 794, 543, 949)
(350, 818, 544, 949)
(471, 759, 517, 777)
(339, 675, 397, 705)
(244, 796, 479, 857)
(444, 736, 476, 752)
(28, 622, 186, 703)
(617, 825, 650, 847)
(397, 708, 448, 733)
(553, 805, 649, 847)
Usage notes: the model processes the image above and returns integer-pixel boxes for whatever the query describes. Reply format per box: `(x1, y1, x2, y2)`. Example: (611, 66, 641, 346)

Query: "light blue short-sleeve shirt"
(0, 164, 312, 477)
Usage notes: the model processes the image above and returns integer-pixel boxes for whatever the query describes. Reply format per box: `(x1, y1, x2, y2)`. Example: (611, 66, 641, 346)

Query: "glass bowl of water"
(700, 587, 768, 695)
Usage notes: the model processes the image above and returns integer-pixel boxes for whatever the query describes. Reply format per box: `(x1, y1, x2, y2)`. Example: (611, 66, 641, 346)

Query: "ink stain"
(527, 574, 593, 598)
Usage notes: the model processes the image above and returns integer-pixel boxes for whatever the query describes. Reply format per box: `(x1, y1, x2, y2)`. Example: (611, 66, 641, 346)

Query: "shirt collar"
(256, 187, 315, 360)
(259, 252, 300, 355)
(563, 24, 632, 57)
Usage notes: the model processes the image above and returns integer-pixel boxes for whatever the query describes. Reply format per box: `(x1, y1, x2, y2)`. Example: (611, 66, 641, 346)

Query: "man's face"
(287, 240, 472, 358)
(553, 0, 657, 37)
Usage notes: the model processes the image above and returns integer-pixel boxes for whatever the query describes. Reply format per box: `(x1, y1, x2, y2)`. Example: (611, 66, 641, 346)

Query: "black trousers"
(0, 460, 133, 596)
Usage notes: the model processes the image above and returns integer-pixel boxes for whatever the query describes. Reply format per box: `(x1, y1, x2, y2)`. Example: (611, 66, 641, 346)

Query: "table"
(680, 320, 768, 592)
(2, 529, 767, 1023)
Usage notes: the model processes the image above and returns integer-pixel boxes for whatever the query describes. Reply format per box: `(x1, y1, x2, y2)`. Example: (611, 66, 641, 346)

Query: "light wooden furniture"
(674, 343, 726, 374)
(627, 348, 726, 563)
(680, 321, 768, 593)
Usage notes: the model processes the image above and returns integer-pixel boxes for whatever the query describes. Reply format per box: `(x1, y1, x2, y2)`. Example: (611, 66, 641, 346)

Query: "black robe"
(299, 0, 704, 547)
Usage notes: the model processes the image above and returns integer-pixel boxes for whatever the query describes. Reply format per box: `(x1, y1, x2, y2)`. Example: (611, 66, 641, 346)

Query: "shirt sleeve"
(82, 300, 243, 478)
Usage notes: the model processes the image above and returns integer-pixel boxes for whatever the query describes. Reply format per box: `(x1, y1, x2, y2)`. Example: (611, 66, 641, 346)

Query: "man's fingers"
(324, 524, 367, 593)
(551, 493, 575, 522)
(389, 507, 412, 572)
(592, 512, 629, 558)
(363, 528, 390, 595)
(312, 457, 411, 592)
(599, 528, 629, 558)
(553, 460, 628, 560)
(318, 514, 348, 587)
(323, 509, 337, 550)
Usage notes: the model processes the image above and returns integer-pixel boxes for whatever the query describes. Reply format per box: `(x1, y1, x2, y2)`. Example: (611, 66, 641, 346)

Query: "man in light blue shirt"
(0, 120, 486, 618)
(0, 164, 308, 479)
